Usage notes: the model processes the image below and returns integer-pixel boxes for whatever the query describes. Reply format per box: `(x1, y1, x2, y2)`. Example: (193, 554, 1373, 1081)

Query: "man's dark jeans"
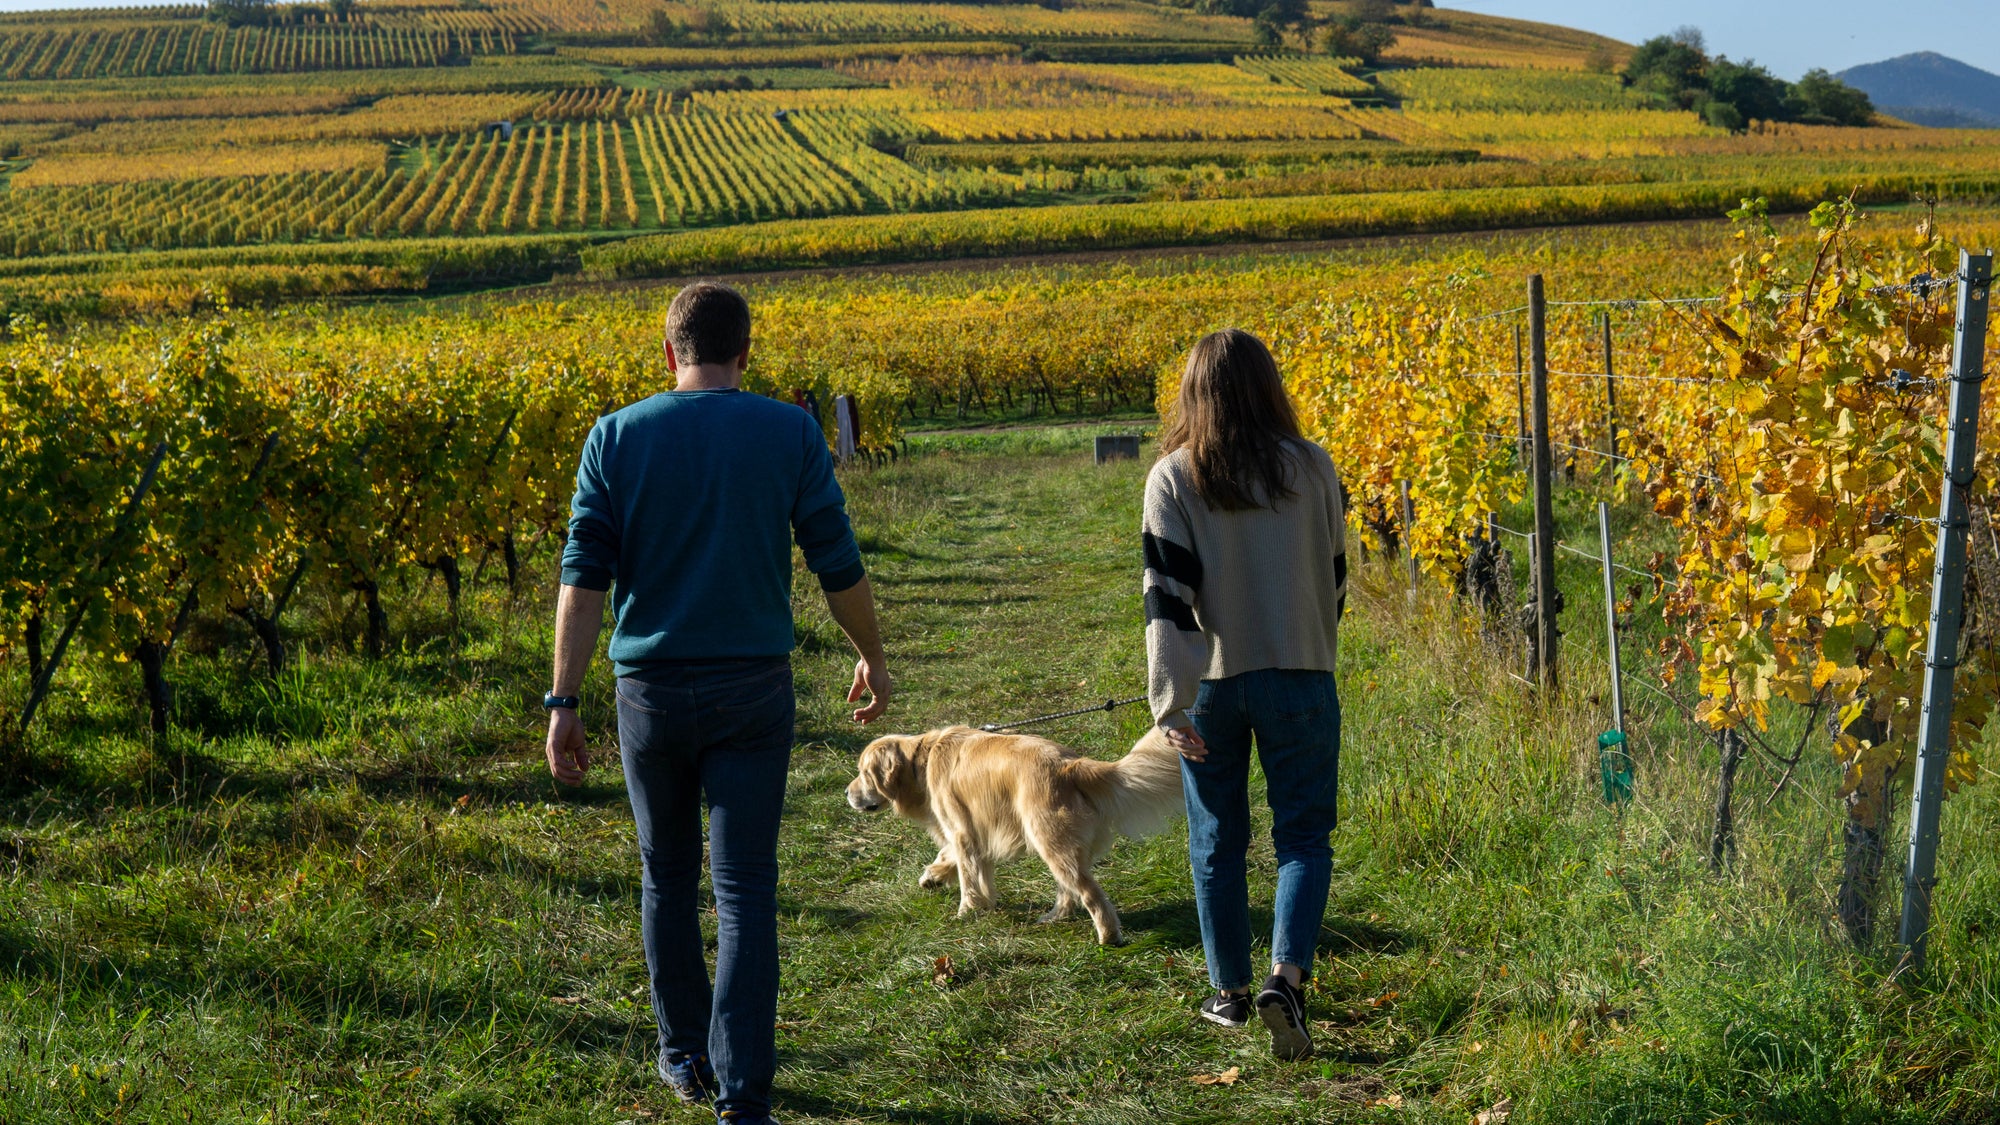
(617, 658, 794, 1119)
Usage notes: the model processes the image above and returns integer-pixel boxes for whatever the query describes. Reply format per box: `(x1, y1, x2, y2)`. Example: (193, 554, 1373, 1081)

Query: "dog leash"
(979, 695, 1148, 733)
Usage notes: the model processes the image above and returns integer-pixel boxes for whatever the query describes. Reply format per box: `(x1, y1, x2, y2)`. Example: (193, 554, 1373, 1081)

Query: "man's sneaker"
(1255, 974, 1314, 1060)
(716, 1111, 776, 1124)
(659, 1051, 716, 1103)
(1199, 991, 1250, 1028)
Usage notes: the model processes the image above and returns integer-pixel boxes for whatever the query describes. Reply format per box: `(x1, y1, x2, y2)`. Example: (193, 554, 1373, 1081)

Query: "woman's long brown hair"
(1160, 328, 1304, 511)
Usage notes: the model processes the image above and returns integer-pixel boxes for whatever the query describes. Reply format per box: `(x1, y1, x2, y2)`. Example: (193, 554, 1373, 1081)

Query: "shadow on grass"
(146, 746, 634, 811)
(1319, 913, 1413, 956)
(1113, 902, 1411, 961)
(2, 931, 650, 1053)
(778, 1088, 1023, 1125)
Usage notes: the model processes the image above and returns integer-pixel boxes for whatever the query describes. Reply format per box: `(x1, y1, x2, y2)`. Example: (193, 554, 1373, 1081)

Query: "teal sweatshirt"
(559, 388, 865, 675)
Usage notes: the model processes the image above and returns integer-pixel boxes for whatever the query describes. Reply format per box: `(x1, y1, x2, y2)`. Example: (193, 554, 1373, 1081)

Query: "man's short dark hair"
(664, 281, 751, 367)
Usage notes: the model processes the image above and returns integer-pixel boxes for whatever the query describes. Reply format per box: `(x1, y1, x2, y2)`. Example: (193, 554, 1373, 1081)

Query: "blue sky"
(1444, 1, 1998, 80)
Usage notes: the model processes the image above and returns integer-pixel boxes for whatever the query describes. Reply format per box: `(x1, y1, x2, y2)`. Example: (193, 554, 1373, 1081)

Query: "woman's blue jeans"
(1181, 668, 1341, 992)
(616, 658, 794, 1120)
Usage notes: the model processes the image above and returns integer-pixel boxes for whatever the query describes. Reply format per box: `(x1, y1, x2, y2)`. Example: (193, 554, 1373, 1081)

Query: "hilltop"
(1839, 51, 2000, 129)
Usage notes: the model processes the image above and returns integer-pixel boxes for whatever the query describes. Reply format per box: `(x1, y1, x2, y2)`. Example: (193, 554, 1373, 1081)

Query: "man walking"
(544, 281, 891, 1124)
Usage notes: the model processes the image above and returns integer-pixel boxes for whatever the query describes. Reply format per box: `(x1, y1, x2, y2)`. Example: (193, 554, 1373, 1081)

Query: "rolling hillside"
(0, 0, 1996, 318)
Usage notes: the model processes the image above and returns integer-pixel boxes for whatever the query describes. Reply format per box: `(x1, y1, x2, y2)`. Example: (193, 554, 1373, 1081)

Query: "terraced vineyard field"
(0, 0, 1995, 315)
(0, 21, 520, 79)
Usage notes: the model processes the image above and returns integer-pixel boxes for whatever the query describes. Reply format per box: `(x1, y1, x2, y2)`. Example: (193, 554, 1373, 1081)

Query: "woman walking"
(1144, 328, 1347, 1061)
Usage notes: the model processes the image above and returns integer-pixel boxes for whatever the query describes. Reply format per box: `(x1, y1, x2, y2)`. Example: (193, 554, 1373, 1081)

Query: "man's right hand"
(849, 656, 892, 724)
(546, 707, 590, 786)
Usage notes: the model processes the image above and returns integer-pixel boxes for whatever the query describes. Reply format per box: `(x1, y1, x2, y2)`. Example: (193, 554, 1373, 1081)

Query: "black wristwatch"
(543, 693, 580, 711)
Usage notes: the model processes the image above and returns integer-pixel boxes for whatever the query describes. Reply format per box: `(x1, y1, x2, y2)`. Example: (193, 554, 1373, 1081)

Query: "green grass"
(5, 426, 2000, 1122)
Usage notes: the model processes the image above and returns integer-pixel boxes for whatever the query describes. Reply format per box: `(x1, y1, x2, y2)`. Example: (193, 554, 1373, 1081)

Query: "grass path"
(4, 426, 1999, 1123)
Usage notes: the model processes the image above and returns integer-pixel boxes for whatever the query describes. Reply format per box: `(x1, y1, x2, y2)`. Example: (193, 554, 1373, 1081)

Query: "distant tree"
(326, 0, 353, 20)
(1788, 69, 1875, 125)
(1702, 99, 1745, 132)
(1671, 25, 1705, 52)
(205, 0, 270, 26)
(1708, 58, 1789, 124)
(1622, 34, 1707, 108)
(1321, 16, 1394, 65)
(682, 7, 733, 41)
(1252, 11, 1285, 47)
(1351, 0, 1393, 21)
(643, 8, 688, 44)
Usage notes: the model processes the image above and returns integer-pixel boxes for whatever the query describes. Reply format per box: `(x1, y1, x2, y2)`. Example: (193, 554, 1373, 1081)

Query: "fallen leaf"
(931, 955, 957, 989)
(1473, 1097, 1513, 1125)
(1189, 1066, 1241, 1086)
(455, 793, 473, 808)
(1464, 1040, 1484, 1055)
(1368, 1093, 1406, 1109)
(397, 1066, 422, 1081)
(615, 1105, 654, 1118)
(1367, 990, 1399, 1009)
(550, 995, 584, 1006)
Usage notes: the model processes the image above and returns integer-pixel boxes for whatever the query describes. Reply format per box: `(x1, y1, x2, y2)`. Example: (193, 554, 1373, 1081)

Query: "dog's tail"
(1068, 727, 1186, 839)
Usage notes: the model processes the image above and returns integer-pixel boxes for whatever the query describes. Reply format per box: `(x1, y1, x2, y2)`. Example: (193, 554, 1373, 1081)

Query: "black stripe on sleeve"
(1143, 532, 1203, 590)
(1145, 587, 1199, 631)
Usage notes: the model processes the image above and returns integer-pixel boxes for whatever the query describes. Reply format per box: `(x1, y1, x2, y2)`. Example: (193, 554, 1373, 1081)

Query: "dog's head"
(846, 733, 929, 814)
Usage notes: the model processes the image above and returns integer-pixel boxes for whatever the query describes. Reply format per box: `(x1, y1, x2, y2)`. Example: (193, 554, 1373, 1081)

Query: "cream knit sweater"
(1143, 440, 1348, 731)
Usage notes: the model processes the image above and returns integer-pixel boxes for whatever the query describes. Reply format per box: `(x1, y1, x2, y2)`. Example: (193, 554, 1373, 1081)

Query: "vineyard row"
(0, 112, 1030, 257)
(0, 23, 515, 80)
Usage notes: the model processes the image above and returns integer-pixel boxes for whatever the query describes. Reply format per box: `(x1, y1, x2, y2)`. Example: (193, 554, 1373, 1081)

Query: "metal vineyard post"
(1898, 248, 1994, 970)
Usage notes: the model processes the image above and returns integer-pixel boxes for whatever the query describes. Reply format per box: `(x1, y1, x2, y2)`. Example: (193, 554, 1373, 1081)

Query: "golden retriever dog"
(845, 725, 1184, 945)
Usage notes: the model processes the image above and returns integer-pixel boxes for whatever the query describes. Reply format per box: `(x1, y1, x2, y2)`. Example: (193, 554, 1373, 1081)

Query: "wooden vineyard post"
(1527, 276, 1560, 687)
(1602, 311, 1621, 466)
(1399, 479, 1418, 594)
(1514, 324, 1528, 467)
(1899, 248, 1993, 970)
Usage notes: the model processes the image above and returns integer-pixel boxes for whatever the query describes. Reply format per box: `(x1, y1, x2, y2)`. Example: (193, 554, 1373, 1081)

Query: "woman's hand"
(1164, 723, 1208, 762)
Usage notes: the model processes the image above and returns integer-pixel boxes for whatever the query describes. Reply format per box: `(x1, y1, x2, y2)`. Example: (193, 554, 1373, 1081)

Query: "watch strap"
(543, 693, 581, 711)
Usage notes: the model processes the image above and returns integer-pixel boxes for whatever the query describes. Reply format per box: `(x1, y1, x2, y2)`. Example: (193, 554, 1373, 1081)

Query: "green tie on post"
(1598, 730, 1633, 805)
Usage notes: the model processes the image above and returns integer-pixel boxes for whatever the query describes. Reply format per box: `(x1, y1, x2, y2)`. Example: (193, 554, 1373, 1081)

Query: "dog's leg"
(952, 833, 995, 916)
(1070, 871, 1122, 946)
(1038, 889, 1076, 924)
(1039, 848, 1122, 945)
(1026, 823, 1123, 945)
(919, 845, 957, 891)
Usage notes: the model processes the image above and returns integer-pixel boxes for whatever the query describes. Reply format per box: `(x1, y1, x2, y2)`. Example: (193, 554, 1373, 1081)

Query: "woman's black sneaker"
(1255, 975, 1314, 1060)
(1199, 991, 1250, 1028)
